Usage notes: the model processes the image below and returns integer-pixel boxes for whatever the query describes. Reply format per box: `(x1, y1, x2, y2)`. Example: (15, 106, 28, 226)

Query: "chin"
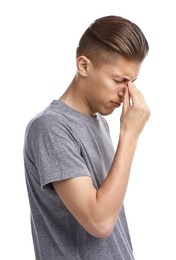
(99, 108, 115, 116)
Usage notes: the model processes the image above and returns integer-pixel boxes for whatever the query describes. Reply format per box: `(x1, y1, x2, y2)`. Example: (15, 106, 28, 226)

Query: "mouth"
(110, 101, 121, 108)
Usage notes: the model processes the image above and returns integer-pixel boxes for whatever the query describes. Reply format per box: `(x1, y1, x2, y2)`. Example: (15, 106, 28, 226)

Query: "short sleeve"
(28, 114, 91, 189)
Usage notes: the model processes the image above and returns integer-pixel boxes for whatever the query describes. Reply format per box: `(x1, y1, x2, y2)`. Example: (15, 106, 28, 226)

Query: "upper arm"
(52, 175, 116, 238)
(53, 176, 98, 232)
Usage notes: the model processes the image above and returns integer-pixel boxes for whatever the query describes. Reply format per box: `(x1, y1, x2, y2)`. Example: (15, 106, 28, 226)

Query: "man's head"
(76, 15, 149, 67)
(73, 15, 149, 116)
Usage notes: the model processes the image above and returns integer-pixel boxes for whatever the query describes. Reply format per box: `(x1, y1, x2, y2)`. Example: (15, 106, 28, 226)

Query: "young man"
(24, 15, 150, 260)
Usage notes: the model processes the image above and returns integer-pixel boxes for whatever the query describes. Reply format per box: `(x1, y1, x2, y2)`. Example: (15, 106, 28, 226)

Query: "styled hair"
(76, 15, 149, 66)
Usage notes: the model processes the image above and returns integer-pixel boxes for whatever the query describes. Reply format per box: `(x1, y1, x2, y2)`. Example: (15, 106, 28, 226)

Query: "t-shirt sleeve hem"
(41, 169, 91, 190)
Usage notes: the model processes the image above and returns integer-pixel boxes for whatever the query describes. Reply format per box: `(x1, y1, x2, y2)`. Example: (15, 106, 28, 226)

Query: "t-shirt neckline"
(51, 99, 100, 123)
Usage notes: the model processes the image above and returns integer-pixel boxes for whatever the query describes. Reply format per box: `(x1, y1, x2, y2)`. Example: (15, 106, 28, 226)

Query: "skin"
(53, 55, 150, 238)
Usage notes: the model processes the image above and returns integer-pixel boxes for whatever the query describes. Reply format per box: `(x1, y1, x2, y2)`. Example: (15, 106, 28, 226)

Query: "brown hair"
(76, 15, 149, 66)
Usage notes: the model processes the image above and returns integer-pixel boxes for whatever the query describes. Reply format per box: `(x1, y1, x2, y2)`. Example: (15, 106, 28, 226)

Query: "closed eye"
(113, 77, 137, 84)
(114, 79, 129, 84)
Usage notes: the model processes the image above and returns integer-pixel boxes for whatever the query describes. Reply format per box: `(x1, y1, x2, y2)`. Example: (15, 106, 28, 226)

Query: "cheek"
(89, 76, 117, 100)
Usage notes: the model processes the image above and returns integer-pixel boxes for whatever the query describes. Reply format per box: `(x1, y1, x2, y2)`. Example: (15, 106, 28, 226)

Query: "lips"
(110, 101, 121, 107)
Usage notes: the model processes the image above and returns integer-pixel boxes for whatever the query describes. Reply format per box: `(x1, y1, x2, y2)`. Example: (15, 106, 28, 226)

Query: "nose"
(118, 90, 125, 98)
(118, 82, 128, 97)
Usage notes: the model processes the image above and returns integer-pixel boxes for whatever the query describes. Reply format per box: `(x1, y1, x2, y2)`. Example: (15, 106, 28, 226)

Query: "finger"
(122, 86, 130, 114)
(128, 82, 146, 107)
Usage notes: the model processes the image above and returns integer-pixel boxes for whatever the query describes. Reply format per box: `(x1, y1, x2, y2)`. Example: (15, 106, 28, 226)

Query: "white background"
(1, 0, 176, 259)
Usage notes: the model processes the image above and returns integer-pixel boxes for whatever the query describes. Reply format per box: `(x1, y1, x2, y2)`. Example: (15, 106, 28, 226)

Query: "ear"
(76, 56, 91, 77)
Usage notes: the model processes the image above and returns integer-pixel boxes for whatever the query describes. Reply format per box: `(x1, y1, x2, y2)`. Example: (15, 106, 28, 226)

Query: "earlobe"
(77, 56, 91, 76)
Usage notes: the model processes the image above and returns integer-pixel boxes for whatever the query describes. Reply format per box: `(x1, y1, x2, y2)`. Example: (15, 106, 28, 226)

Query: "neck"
(59, 76, 95, 116)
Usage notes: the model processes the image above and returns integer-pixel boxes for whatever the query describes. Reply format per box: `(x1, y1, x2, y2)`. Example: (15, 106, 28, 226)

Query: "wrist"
(119, 131, 138, 149)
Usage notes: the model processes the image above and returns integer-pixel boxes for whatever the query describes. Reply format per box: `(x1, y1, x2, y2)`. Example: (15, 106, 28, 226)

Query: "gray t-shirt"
(24, 100, 135, 260)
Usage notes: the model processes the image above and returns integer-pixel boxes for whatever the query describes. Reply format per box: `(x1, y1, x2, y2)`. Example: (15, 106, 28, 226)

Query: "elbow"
(95, 230, 113, 239)
(88, 220, 114, 239)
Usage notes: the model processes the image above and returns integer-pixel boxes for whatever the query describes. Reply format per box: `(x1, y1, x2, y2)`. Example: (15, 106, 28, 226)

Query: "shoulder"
(24, 106, 82, 150)
(25, 111, 61, 136)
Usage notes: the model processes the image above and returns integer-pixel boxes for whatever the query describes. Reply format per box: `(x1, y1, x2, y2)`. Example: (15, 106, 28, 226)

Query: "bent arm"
(53, 83, 150, 238)
(53, 134, 136, 238)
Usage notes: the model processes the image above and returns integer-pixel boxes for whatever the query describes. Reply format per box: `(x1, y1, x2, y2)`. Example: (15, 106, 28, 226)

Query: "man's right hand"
(120, 81, 150, 141)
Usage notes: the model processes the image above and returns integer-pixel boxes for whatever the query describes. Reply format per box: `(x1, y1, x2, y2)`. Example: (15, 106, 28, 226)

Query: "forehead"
(100, 56, 141, 80)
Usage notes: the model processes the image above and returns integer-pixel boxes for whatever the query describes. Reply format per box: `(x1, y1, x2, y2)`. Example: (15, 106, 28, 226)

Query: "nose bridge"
(123, 79, 129, 87)
(120, 79, 129, 88)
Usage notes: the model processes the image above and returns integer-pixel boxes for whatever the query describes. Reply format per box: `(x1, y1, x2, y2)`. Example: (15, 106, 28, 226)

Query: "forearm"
(91, 135, 137, 236)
